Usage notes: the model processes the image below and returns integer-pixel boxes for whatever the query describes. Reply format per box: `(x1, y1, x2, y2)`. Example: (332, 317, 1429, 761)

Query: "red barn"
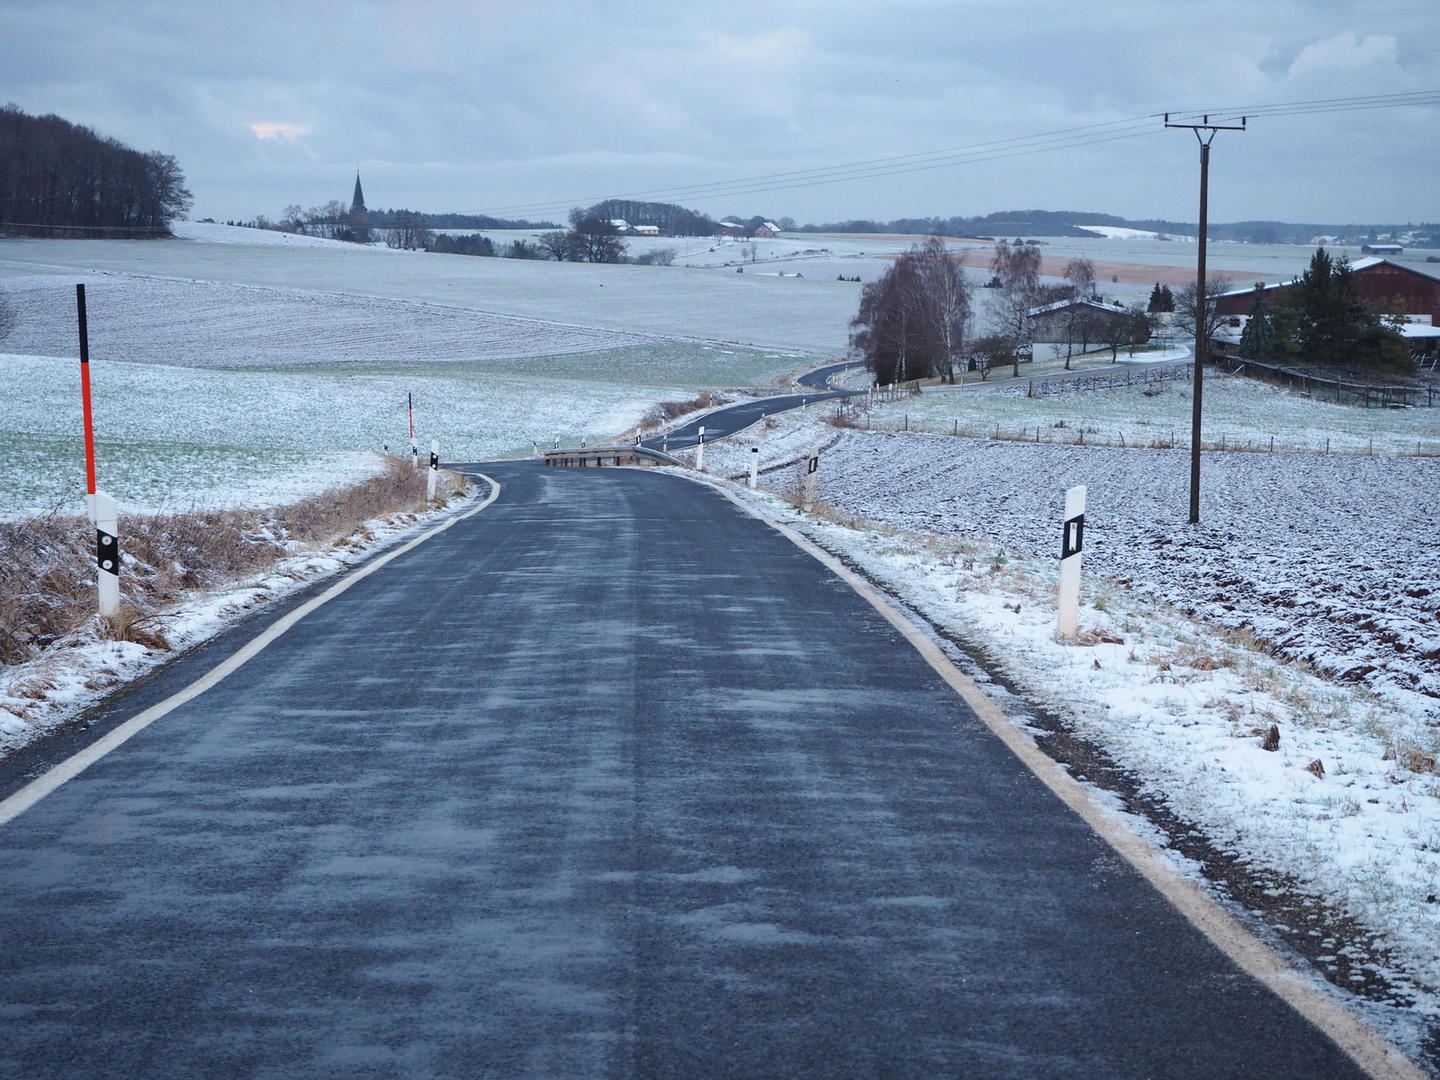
(1216, 257, 1440, 323)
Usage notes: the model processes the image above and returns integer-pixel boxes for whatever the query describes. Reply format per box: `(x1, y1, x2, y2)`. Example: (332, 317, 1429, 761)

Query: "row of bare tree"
(0, 105, 192, 236)
(850, 238, 1235, 385)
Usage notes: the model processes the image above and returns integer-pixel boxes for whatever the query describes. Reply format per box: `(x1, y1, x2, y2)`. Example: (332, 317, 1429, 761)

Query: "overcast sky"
(3, 1, 1436, 226)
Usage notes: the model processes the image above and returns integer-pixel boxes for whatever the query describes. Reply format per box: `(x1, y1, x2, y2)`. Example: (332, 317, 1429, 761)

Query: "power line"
(468, 88, 1439, 219)
(472, 115, 1161, 218)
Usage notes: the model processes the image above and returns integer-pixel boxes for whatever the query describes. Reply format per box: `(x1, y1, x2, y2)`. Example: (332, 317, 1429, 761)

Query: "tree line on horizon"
(0, 105, 192, 237)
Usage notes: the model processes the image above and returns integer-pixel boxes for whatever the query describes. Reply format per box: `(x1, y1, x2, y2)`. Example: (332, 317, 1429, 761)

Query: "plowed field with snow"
(818, 431, 1440, 716)
(1, 274, 654, 367)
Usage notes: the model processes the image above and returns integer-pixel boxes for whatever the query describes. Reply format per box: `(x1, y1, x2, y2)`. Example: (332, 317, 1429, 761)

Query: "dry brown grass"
(0, 458, 466, 667)
(645, 392, 714, 427)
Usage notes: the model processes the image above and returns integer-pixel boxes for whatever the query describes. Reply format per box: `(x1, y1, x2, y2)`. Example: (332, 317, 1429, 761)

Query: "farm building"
(715, 220, 747, 237)
(1214, 258, 1440, 324)
(753, 222, 784, 238)
(1027, 297, 1133, 343)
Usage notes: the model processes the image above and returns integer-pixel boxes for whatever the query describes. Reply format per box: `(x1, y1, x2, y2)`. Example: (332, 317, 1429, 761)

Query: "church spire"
(351, 172, 366, 213)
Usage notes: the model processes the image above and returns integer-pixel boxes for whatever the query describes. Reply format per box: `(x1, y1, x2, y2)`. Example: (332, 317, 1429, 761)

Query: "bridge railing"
(544, 445, 684, 468)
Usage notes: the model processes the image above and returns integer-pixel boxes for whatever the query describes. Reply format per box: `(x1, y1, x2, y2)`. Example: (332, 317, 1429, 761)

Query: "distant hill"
(795, 210, 1440, 247)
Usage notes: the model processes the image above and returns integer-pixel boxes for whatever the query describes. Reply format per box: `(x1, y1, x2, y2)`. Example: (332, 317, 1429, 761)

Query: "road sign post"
(77, 284, 120, 620)
(427, 440, 439, 502)
(749, 446, 759, 489)
(803, 446, 819, 512)
(1058, 485, 1086, 639)
(409, 392, 418, 467)
(92, 491, 121, 619)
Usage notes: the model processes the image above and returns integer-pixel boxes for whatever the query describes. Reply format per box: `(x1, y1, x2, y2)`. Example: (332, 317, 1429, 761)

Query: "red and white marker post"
(408, 392, 419, 467)
(77, 284, 120, 619)
(1057, 484, 1086, 639)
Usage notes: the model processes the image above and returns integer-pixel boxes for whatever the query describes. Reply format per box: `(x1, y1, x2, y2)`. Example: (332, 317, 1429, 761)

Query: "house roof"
(1026, 297, 1127, 318)
(1218, 257, 1440, 299)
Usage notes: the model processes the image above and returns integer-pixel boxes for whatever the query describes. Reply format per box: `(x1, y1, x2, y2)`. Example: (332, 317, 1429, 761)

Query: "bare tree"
(383, 211, 433, 250)
(567, 217, 627, 263)
(988, 241, 1042, 376)
(1063, 258, 1096, 301)
(538, 231, 571, 261)
(1175, 275, 1234, 353)
(849, 238, 971, 385)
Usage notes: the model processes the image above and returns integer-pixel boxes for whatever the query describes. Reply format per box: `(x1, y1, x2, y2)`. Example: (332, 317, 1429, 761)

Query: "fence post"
(427, 440, 439, 501)
(1057, 485, 1086, 639)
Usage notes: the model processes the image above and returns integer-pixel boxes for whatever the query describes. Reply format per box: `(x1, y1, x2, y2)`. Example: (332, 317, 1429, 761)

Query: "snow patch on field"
(170, 221, 382, 249)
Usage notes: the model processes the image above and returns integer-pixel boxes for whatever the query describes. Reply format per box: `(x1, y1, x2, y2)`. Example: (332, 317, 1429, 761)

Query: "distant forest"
(792, 209, 1440, 246)
(0, 105, 192, 237)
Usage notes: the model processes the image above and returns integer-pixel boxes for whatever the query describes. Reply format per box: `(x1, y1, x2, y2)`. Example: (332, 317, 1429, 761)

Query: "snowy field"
(1, 273, 659, 367)
(0, 351, 677, 514)
(0, 236, 856, 352)
(814, 431, 1440, 717)
(867, 370, 1440, 456)
(0, 262, 808, 514)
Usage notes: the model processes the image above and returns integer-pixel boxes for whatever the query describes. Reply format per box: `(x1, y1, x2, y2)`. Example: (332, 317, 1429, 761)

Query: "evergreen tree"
(1237, 286, 1276, 360)
(1278, 248, 1412, 371)
(1147, 283, 1165, 312)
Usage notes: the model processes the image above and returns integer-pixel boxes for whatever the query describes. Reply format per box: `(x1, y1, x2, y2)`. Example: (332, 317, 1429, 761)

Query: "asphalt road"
(639, 362, 862, 452)
(0, 462, 1370, 1079)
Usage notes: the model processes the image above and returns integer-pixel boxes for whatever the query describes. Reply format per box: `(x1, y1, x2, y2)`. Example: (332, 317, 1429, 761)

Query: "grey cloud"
(1, 0, 1435, 223)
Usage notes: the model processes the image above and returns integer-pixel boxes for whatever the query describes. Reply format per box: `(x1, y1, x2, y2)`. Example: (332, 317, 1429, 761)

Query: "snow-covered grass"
(694, 463, 1440, 1061)
(866, 369, 1440, 456)
(0, 466, 477, 756)
(0, 269, 810, 515)
(0, 351, 671, 514)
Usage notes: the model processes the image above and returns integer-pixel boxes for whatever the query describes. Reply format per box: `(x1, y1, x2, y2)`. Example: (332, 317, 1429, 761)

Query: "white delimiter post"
(695, 426, 705, 472)
(749, 446, 759, 488)
(803, 446, 819, 512)
(427, 440, 439, 501)
(90, 490, 121, 619)
(1057, 484, 1086, 639)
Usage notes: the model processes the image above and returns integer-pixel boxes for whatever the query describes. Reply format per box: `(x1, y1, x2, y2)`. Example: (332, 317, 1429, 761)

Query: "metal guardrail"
(544, 445, 683, 468)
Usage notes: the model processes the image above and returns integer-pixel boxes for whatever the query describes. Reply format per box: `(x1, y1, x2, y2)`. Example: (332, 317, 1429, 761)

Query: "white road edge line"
(701, 477, 1426, 1080)
(0, 474, 502, 830)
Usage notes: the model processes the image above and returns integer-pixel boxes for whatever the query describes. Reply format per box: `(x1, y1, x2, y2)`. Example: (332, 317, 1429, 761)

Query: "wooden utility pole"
(1165, 113, 1245, 524)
